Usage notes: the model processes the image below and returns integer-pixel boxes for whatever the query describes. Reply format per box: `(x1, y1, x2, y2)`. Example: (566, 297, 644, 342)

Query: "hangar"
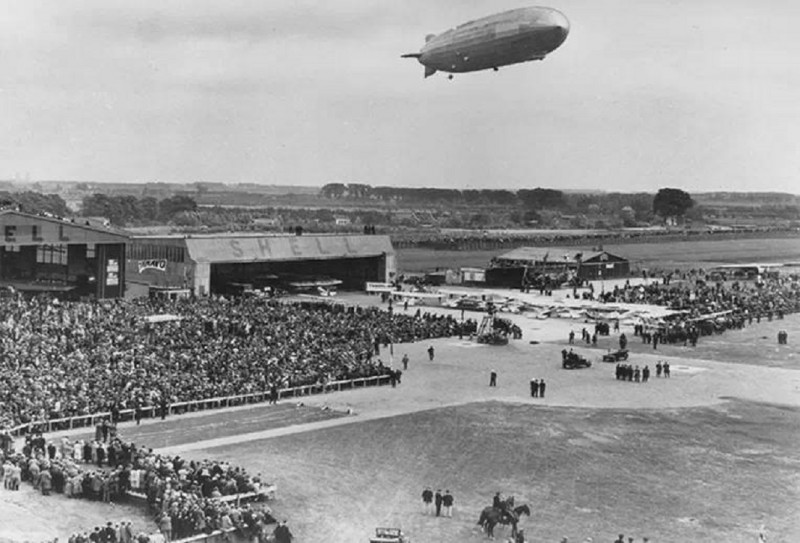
(485, 247, 630, 287)
(0, 209, 129, 299)
(575, 250, 631, 281)
(126, 233, 396, 297)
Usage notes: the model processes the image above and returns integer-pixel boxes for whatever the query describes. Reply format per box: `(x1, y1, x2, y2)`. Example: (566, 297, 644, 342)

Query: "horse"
(477, 503, 531, 539)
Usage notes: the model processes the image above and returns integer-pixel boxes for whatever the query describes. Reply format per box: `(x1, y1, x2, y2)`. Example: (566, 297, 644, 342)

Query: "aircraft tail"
(401, 53, 436, 78)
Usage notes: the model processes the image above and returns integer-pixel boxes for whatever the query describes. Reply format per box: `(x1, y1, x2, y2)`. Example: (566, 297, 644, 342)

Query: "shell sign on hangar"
(125, 233, 396, 297)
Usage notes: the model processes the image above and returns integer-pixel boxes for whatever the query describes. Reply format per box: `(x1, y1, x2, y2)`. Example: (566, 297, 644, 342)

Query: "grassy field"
(73, 403, 346, 450)
(198, 400, 800, 543)
(397, 236, 800, 273)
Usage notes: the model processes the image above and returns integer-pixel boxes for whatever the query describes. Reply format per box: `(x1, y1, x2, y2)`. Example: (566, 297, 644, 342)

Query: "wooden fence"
(7, 374, 392, 437)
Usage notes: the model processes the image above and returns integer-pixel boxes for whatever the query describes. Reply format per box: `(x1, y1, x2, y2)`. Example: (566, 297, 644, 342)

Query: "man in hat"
(530, 379, 539, 398)
(273, 520, 293, 543)
(434, 489, 443, 516)
(119, 521, 133, 543)
(158, 513, 172, 542)
(442, 490, 454, 517)
(101, 522, 116, 543)
(421, 487, 433, 515)
(489, 370, 497, 387)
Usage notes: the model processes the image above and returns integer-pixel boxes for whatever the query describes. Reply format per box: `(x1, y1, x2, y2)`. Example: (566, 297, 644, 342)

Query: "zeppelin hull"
(407, 7, 569, 76)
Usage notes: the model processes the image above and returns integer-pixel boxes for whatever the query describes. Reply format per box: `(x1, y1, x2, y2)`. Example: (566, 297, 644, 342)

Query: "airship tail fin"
(401, 53, 421, 59)
(424, 66, 437, 78)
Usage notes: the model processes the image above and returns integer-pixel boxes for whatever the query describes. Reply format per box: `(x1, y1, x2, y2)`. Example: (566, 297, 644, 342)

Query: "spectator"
(0, 296, 475, 429)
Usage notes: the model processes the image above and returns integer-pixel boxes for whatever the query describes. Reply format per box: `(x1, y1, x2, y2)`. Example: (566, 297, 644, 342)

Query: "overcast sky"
(1, 0, 798, 192)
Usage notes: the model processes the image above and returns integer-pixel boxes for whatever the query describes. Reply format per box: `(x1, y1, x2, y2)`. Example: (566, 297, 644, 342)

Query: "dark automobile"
(602, 349, 630, 362)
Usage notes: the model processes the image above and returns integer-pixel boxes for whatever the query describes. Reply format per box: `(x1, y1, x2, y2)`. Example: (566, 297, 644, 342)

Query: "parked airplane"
(402, 6, 570, 78)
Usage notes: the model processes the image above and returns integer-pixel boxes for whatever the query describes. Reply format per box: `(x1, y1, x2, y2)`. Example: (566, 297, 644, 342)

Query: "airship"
(402, 6, 570, 79)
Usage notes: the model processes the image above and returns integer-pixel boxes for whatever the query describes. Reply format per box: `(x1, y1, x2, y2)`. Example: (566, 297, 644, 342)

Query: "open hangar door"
(210, 256, 383, 294)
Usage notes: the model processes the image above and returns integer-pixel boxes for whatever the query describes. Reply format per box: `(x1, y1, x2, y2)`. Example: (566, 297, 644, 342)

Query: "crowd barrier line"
(7, 374, 392, 437)
(126, 485, 277, 505)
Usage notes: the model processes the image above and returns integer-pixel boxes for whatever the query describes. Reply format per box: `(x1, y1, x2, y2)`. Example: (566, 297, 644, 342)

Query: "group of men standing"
(615, 364, 649, 382)
(486, 371, 547, 398)
(529, 378, 547, 398)
(615, 361, 670, 381)
(421, 487, 454, 517)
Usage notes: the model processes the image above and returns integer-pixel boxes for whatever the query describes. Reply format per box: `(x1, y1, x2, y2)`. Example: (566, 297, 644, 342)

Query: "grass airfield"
(200, 399, 800, 543)
(397, 235, 800, 273)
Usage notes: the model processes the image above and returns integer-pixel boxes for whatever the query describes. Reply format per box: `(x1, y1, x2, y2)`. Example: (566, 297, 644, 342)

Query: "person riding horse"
(478, 495, 530, 539)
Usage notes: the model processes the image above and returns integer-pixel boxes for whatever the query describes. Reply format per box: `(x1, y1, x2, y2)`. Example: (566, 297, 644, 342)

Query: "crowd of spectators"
(595, 271, 800, 346)
(0, 429, 275, 542)
(0, 296, 472, 429)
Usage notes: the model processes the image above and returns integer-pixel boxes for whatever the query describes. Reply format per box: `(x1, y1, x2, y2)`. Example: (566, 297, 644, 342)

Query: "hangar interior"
(211, 256, 385, 293)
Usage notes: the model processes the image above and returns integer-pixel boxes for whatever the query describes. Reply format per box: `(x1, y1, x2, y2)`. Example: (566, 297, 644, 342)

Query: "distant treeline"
(321, 183, 658, 217)
(0, 191, 70, 217)
(81, 193, 198, 225)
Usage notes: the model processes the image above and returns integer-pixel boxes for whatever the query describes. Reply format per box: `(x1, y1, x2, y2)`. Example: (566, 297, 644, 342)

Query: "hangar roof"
(0, 209, 130, 245)
(181, 234, 394, 263)
(579, 250, 628, 263)
(495, 247, 575, 263)
(496, 247, 627, 263)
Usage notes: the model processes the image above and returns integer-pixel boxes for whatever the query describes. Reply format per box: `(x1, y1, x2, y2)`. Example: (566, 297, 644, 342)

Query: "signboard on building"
(366, 282, 394, 292)
(106, 259, 119, 286)
(138, 259, 168, 273)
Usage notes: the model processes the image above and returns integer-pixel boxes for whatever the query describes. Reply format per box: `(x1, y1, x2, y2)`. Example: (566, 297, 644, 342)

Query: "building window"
(130, 243, 184, 263)
(36, 245, 68, 265)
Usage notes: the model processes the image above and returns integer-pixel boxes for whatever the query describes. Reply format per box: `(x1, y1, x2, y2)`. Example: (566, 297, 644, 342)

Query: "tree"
(81, 193, 124, 224)
(8, 191, 70, 216)
(620, 206, 636, 226)
(158, 195, 197, 221)
(517, 188, 565, 210)
(320, 183, 347, 199)
(138, 197, 159, 221)
(652, 188, 694, 219)
(346, 183, 373, 200)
